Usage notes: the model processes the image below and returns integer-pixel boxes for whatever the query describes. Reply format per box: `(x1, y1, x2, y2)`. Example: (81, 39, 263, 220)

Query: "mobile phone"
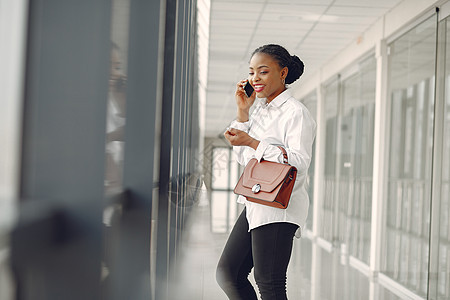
(244, 81, 254, 98)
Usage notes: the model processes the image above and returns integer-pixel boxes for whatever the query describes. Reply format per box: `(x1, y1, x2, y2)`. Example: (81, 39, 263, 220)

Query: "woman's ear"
(281, 66, 288, 80)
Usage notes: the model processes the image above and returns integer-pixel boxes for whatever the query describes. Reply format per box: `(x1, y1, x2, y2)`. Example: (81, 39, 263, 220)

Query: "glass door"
(382, 15, 437, 298)
(322, 79, 340, 243)
(435, 13, 450, 300)
(210, 147, 242, 233)
(339, 57, 376, 265)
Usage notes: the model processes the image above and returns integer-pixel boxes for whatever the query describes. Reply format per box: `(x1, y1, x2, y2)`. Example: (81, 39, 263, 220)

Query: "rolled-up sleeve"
(283, 109, 316, 174)
(229, 120, 251, 166)
(229, 119, 251, 132)
(254, 108, 316, 173)
(254, 140, 283, 162)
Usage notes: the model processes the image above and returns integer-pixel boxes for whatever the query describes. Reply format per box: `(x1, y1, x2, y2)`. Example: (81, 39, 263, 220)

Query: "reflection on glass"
(103, 0, 131, 195)
(210, 147, 242, 233)
(339, 57, 376, 265)
(211, 148, 230, 189)
(382, 16, 436, 297)
(211, 191, 231, 233)
(101, 0, 130, 297)
(104, 41, 127, 193)
(320, 56, 376, 265)
(322, 80, 339, 242)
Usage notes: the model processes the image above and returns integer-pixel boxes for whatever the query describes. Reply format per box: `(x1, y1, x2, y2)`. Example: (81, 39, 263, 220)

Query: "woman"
(216, 44, 316, 300)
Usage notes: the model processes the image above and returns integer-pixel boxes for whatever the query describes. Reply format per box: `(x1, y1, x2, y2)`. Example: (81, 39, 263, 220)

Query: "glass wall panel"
(101, 2, 130, 296)
(437, 16, 450, 300)
(210, 147, 242, 233)
(300, 92, 317, 231)
(163, 2, 201, 297)
(339, 57, 376, 264)
(211, 191, 231, 233)
(211, 148, 230, 189)
(322, 79, 339, 242)
(382, 16, 437, 298)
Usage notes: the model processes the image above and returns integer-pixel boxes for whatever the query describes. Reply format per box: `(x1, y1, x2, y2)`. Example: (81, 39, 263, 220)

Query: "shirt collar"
(257, 88, 291, 108)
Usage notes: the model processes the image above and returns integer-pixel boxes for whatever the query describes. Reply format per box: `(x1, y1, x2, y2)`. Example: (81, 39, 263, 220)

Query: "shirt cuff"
(237, 195, 246, 204)
(254, 139, 270, 162)
(229, 119, 250, 132)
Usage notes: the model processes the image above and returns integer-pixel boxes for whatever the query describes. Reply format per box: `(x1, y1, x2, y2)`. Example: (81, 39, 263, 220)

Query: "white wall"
(292, 0, 442, 100)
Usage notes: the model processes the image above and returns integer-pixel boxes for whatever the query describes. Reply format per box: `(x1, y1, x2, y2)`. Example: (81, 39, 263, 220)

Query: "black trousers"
(216, 208, 298, 300)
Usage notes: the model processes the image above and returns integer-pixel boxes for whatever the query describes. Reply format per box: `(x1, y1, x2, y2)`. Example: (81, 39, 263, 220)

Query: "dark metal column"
(155, 0, 200, 299)
(156, 0, 177, 298)
(103, 0, 166, 299)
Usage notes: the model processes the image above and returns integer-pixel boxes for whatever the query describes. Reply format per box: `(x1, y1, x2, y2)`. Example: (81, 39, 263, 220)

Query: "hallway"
(174, 189, 405, 300)
(2, 0, 450, 299)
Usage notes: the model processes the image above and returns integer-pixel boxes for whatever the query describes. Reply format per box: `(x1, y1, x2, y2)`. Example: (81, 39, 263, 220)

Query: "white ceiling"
(204, 0, 404, 138)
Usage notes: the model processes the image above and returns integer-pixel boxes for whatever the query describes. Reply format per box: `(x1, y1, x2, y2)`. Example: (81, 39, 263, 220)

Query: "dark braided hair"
(251, 44, 304, 84)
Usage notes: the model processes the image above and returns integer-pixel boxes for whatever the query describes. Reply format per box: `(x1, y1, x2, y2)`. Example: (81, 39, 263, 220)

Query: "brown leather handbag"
(234, 146, 297, 209)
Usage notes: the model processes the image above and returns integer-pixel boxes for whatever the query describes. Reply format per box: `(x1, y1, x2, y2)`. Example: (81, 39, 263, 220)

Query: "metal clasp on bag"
(287, 171, 294, 183)
(252, 184, 261, 194)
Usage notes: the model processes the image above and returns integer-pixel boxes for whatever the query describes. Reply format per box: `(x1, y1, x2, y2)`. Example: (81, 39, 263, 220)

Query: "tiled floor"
(172, 190, 406, 300)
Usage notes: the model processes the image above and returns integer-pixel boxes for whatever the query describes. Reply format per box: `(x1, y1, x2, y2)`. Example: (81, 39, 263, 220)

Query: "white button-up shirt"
(230, 89, 316, 236)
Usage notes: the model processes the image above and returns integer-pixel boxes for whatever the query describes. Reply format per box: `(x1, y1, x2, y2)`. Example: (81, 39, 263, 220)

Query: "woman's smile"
(253, 84, 265, 92)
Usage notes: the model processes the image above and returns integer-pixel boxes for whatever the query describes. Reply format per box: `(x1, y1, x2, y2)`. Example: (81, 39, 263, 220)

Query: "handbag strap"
(276, 146, 289, 164)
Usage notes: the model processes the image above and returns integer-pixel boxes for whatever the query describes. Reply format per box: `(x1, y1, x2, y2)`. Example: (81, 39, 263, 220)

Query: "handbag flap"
(242, 159, 292, 193)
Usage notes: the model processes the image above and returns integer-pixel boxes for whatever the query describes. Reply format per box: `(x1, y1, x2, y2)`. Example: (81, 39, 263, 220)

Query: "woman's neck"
(266, 87, 287, 103)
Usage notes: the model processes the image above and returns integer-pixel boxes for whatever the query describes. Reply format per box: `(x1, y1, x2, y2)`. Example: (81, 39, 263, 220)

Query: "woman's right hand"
(235, 79, 256, 121)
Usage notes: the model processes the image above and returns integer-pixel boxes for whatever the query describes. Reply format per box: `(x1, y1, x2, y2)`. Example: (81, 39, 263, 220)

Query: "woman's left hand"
(224, 128, 260, 150)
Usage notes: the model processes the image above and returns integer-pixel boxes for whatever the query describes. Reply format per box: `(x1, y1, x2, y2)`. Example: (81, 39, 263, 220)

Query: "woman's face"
(248, 53, 287, 102)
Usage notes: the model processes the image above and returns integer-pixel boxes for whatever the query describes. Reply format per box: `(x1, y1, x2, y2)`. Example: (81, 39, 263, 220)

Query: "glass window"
(211, 148, 230, 190)
(321, 79, 339, 242)
(210, 147, 242, 233)
(382, 16, 437, 297)
(339, 57, 376, 264)
(319, 56, 376, 264)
